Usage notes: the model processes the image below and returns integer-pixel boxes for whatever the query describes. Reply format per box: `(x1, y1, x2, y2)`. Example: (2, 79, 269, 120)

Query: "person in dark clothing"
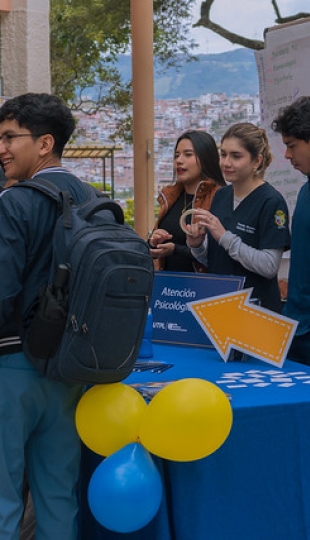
(272, 96, 310, 363)
(186, 122, 290, 313)
(148, 130, 226, 272)
(0, 93, 88, 539)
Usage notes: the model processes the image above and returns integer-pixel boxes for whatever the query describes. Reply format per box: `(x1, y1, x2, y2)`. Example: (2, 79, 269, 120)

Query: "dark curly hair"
(0, 93, 75, 157)
(271, 96, 310, 141)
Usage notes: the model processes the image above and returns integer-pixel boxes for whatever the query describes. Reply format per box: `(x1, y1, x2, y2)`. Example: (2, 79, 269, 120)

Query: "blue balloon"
(87, 442, 163, 533)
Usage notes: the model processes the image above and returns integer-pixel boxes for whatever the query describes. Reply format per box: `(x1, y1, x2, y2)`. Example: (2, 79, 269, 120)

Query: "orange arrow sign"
(188, 288, 298, 367)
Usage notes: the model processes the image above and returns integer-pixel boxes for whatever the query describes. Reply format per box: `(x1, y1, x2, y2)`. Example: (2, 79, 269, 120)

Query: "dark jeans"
(288, 331, 310, 366)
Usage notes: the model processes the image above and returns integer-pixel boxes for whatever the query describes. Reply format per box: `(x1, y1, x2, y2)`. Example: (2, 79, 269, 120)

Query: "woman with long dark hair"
(149, 129, 226, 272)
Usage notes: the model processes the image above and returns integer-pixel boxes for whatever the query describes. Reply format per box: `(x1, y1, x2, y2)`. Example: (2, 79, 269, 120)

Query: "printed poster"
(150, 271, 245, 348)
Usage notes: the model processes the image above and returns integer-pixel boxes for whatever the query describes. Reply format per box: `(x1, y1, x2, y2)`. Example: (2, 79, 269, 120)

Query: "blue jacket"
(284, 178, 310, 334)
(0, 168, 89, 354)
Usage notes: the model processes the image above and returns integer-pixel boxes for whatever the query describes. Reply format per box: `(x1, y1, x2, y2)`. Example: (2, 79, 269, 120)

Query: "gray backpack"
(16, 178, 154, 384)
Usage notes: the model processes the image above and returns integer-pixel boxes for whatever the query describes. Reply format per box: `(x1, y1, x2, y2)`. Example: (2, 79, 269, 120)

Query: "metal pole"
(130, 0, 154, 239)
(102, 158, 106, 192)
(111, 150, 115, 199)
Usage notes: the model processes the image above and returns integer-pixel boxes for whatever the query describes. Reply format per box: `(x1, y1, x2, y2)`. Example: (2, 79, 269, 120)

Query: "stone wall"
(0, 0, 50, 97)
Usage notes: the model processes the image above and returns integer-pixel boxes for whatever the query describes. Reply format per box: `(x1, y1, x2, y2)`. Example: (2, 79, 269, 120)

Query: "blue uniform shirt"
(207, 183, 291, 312)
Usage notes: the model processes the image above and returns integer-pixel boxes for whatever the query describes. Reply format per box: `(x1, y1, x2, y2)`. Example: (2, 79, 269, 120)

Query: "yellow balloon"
(139, 378, 233, 462)
(75, 383, 147, 456)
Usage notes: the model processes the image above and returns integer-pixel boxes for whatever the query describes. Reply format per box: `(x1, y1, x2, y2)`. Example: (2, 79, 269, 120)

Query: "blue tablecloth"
(78, 345, 310, 540)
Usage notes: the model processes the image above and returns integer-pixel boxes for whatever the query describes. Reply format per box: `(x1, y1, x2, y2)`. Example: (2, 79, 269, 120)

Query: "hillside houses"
(63, 92, 260, 197)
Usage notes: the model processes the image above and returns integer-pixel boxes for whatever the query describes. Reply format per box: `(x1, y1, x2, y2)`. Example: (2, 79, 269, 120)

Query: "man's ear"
(38, 134, 55, 156)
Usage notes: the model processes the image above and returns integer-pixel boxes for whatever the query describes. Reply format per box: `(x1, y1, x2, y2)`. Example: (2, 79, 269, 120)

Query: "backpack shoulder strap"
(14, 177, 125, 226)
(13, 178, 75, 228)
(18, 177, 63, 199)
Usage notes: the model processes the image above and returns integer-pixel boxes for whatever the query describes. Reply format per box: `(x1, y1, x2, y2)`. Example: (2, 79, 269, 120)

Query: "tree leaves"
(50, 0, 197, 120)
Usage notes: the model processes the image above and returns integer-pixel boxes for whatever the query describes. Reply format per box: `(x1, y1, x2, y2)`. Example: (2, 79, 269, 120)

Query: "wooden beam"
(130, 0, 155, 239)
(0, 0, 11, 12)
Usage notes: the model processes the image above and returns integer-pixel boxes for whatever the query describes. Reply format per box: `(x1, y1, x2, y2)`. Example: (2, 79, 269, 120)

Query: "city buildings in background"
(64, 92, 260, 204)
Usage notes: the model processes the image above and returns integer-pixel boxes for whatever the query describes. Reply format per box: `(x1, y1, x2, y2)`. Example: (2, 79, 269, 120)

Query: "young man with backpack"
(0, 93, 91, 539)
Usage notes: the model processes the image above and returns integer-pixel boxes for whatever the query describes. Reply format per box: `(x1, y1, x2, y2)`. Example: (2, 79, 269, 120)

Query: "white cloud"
(191, 0, 310, 53)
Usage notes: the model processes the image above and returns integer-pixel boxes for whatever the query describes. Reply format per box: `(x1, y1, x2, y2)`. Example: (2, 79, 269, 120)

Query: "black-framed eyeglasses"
(0, 133, 42, 147)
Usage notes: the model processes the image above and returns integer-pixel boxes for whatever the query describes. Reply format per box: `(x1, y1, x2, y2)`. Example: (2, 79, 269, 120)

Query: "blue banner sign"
(151, 271, 245, 348)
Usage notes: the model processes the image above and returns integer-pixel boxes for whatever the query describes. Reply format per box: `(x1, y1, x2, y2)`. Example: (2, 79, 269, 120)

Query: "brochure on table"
(150, 271, 245, 348)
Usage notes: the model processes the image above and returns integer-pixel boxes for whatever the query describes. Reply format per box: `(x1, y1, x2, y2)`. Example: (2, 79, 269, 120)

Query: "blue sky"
(191, 0, 310, 53)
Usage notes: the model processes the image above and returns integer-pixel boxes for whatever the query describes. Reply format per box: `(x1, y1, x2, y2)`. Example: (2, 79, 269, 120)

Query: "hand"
(196, 210, 226, 242)
(150, 242, 175, 259)
(149, 229, 172, 248)
(187, 209, 226, 244)
(185, 221, 206, 248)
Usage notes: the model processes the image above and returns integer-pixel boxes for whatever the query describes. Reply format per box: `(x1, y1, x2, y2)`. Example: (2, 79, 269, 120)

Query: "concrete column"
(1, 0, 50, 97)
(131, 0, 155, 239)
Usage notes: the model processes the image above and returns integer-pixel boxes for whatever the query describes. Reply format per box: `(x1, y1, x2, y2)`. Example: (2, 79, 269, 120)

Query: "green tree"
(123, 198, 134, 227)
(50, 0, 197, 118)
(194, 0, 310, 50)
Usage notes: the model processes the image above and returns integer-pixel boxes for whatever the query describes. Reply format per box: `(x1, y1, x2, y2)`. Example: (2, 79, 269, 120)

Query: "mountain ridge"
(117, 48, 259, 99)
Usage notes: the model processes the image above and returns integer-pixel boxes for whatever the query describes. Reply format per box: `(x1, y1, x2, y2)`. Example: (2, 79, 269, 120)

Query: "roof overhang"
(63, 144, 122, 159)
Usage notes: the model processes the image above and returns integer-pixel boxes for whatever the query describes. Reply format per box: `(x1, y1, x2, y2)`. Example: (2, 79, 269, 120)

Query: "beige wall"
(1, 0, 50, 97)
